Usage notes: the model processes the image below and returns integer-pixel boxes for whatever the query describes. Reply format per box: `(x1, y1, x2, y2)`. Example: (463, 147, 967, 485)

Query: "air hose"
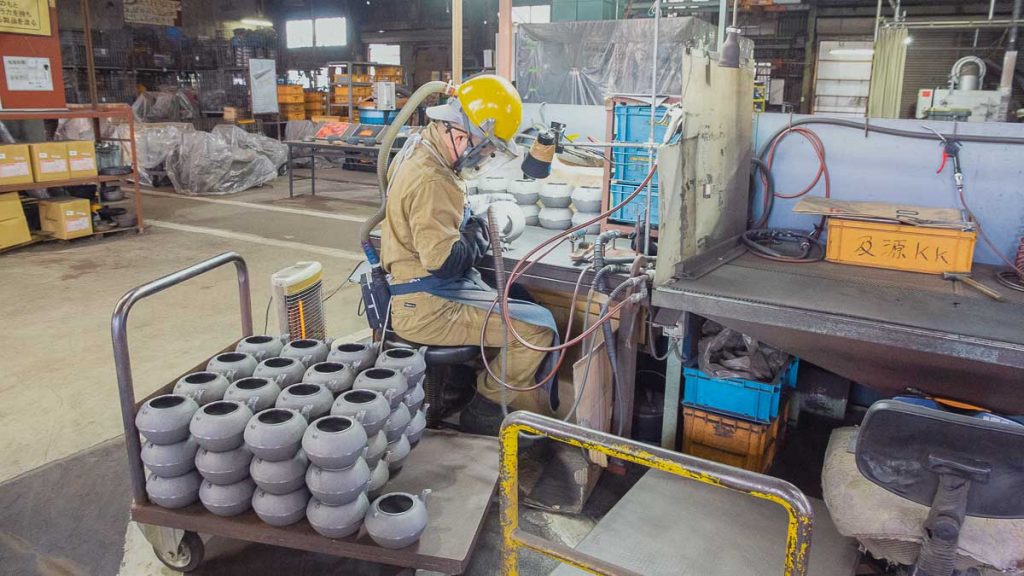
(358, 80, 452, 256)
(600, 275, 646, 436)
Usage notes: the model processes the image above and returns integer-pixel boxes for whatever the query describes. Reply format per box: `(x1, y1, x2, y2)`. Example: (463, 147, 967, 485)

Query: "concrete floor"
(0, 168, 602, 575)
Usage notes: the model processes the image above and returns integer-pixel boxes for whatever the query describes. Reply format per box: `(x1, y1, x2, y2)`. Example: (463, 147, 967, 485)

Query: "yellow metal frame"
(498, 411, 815, 576)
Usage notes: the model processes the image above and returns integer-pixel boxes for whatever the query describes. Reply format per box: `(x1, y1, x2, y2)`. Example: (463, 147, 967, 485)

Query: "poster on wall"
(0, 0, 51, 37)
(124, 0, 182, 27)
(248, 59, 278, 115)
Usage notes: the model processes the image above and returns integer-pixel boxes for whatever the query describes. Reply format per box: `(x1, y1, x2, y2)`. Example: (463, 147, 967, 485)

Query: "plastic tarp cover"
(132, 90, 199, 123)
(515, 18, 715, 104)
(166, 124, 287, 196)
(54, 118, 119, 141)
(112, 122, 194, 186)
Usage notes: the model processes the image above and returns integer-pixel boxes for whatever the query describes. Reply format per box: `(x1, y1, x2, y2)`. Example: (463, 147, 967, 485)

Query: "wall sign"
(3, 56, 53, 91)
(0, 0, 50, 36)
(124, 0, 182, 27)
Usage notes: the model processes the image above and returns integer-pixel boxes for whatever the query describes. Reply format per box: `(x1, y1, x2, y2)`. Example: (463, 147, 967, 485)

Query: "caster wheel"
(153, 531, 204, 573)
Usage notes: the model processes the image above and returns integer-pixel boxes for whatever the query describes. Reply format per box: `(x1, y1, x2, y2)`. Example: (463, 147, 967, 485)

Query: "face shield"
(428, 101, 521, 179)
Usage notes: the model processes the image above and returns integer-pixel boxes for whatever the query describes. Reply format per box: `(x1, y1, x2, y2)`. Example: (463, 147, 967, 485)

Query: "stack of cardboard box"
(0, 141, 99, 249)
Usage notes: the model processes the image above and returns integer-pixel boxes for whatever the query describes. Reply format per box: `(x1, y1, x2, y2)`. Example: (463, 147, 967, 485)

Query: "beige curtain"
(867, 27, 908, 118)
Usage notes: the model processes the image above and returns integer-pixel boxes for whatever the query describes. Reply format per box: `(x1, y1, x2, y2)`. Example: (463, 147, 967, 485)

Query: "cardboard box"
(0, 144, 33, 186)
(64, 141, 98, 178)
(0, 192, 31, 249)
(223, 106, 248, 121)
(39, 197, 92, 240)
(30, 142, 69, 182)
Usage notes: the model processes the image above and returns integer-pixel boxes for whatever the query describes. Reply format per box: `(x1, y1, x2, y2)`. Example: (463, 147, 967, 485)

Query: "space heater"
(271, 261, 326, 340)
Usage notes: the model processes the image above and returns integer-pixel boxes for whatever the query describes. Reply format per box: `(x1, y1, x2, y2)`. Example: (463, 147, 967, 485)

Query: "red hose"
(756, 127, 831, 236)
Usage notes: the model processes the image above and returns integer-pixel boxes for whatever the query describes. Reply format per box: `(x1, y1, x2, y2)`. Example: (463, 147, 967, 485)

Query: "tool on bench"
(942, 272, 1004, 301)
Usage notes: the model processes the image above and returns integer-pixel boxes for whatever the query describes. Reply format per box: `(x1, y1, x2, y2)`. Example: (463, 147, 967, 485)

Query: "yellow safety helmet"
(427, 74, 522, 156)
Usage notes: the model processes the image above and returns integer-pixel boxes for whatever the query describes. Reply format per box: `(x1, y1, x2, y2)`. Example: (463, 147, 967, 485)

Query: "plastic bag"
(698, 321, 789, 382)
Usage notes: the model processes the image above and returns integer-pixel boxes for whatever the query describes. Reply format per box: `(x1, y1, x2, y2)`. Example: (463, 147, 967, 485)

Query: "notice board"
(0, 5, 64, 109)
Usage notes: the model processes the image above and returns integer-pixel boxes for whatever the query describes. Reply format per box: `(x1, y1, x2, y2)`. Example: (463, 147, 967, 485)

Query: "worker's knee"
(511, 320, 553, 347)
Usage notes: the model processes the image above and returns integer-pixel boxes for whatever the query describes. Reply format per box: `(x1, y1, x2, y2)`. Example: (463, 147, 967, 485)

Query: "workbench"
(653, 253, 1024, 447)
(285, 140, 398, 198)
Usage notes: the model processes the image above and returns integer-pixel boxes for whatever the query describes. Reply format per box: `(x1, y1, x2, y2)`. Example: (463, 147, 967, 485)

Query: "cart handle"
(112, 252, 253, 503)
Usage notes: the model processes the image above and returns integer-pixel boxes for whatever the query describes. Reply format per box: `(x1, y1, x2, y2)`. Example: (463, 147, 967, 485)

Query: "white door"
(813, 41, 874, 117)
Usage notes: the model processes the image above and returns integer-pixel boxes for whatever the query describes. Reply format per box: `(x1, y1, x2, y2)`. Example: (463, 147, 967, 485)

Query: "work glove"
(464, 214, 491, 255)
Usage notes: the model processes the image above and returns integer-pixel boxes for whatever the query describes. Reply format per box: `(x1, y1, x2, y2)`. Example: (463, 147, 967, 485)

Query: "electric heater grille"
(271, 262, 326, 341)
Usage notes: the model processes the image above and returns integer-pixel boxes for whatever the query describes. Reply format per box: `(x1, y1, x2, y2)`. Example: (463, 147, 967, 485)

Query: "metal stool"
(384, 334, 480, 428)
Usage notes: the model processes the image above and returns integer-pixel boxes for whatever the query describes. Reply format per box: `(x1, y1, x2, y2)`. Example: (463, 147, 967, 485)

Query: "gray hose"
(359, 80, 450, 246)
(757, 117, 1024, 161)
(599, 276, 644, 436)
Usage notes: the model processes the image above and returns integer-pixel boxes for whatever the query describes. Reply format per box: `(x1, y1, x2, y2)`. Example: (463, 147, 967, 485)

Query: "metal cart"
(112, 252, 499, 573)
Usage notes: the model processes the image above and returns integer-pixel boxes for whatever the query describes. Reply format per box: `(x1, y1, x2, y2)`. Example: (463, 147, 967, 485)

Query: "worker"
(380, 75, 558, 435)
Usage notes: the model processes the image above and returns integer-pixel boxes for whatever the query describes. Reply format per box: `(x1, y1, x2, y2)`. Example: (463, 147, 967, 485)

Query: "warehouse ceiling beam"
(885, 17, 1022, 29)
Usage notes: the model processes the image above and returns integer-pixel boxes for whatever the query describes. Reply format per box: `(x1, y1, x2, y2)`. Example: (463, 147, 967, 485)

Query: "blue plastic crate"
(613, 105, 668, 144)
(682, 359, 800, 424)
(612, 147, 658, 184)
(359, 109, 398, 125)
(609, 181, 659, 225)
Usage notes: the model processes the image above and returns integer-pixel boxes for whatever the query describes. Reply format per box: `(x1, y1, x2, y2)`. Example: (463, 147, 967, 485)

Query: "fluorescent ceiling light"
(830, 48, 874, 56)
(241, 18, 273, 27)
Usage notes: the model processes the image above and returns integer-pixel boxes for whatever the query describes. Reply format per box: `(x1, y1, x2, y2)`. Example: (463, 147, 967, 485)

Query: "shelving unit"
(0, 104, 144, 252)
(326, 61, 405, 123)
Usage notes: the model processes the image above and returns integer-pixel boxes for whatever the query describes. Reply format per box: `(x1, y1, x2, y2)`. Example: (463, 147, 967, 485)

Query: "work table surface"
(654, 253, 1024, 411)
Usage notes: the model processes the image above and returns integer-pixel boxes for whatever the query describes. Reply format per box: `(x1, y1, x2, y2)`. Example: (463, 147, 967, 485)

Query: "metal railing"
(498, 411, 815, 576)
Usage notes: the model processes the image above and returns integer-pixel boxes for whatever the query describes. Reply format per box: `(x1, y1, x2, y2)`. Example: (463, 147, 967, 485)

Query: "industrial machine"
(916, 56, 1005, 122)
(271, 261, 326, 340)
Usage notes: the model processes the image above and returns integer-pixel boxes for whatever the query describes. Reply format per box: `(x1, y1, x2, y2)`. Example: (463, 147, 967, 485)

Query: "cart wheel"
(153, 530, 204, 573)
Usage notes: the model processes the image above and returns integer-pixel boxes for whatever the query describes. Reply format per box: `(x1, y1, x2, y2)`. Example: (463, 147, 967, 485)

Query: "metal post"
(800, 5, 818, 114)
(81, 0, 98, 108)
(974, 0, 997, 48)
(497, 0, 513, 79)
(874, 0, 883, 42)
(718, 0, 728, 51)
(452, 0, 463, 82)
(645, 0, 660, 256)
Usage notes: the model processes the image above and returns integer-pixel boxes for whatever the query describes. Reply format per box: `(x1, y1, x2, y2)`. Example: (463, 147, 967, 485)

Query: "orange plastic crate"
(681, 403, 787, 473)
(825, 218, 976, 275)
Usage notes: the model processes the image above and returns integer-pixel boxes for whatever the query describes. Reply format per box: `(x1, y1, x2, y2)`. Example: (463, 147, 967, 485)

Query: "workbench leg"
(661, 344, 683, 450)
(311, 149, 316, 197)
(288, 145, 294, 198)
